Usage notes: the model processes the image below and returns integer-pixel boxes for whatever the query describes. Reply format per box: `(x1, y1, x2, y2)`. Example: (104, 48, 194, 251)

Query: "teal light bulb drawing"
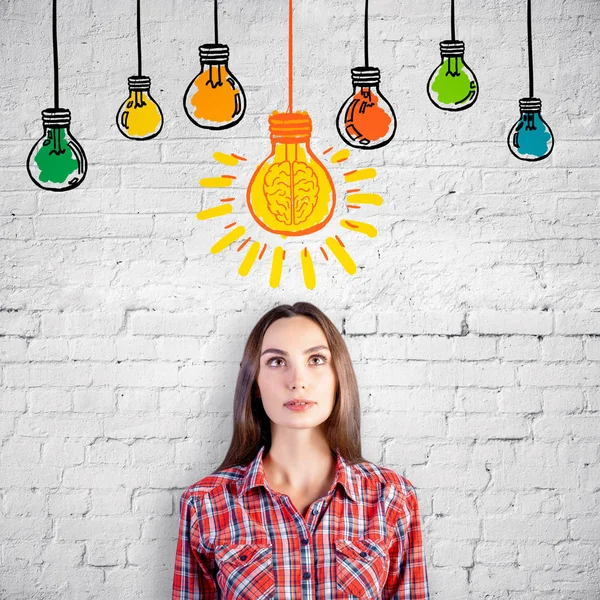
(508, 99, 553, 161)
(427, 0, 478, 111)
(507, 0, 554, 161)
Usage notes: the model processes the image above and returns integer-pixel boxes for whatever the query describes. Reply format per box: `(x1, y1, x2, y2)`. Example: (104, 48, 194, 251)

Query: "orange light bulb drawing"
(246, 111, 335, 235)
(337, 67, 396, 149)
(336, 0, 396, 149)
(183, 43, 246, 130)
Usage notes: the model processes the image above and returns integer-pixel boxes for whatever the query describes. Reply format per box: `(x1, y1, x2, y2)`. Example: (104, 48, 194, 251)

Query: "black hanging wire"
(527, 0, 534, 97)
(214, 0, 219, 44)
(450, 0, 456, 40)
(53, 0, 59, 108)
(137, 0, 142, 75)
(364, 0, 369, 66)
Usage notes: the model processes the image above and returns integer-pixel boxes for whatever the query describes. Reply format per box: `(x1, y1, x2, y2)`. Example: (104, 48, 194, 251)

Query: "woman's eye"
(267, 355, 327, 367)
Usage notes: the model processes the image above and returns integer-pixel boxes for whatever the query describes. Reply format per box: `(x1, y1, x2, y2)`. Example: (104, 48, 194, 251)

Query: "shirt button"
(360, 551, 367, 557)
(301, 537, 308, 544)
(312, 507, 319, 515)
(303, 572, 311, 579)
(240, 555, 247, 561)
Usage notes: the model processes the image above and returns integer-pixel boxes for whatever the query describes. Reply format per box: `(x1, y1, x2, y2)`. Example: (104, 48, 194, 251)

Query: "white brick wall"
(1, 0, 600, 598)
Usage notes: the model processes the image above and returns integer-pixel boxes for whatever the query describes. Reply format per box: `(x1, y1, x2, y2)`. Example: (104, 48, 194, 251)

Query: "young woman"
(172, 302, 430, 599)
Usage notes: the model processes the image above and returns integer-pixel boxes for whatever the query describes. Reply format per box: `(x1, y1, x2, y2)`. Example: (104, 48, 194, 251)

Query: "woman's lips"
(284, 401, 315, 411)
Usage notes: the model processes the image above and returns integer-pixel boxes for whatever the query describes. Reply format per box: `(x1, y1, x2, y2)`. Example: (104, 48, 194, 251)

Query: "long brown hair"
(213, 302, 367, 473)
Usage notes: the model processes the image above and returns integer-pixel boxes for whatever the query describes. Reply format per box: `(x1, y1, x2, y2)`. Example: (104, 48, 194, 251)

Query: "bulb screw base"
(199, 43, 230, 64)
(440, 40, 465, 56)
(41, 108, 71, 127)
(128, 75, 151, 91)
(519, 97, 542, 112)
(351, 66, 381, 86)
(268, 111, 312, 142)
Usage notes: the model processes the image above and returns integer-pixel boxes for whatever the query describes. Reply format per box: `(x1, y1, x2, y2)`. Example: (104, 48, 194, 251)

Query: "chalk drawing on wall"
(427, 0, 478, 111)
(507, 0, 554, 161)
(247, 111, 337, 237)
(27, 0, 87, 192)
(116, 0, 164, 140)
(337, 0, 396, 149)
(197, 149, 381, 289)
(183, 0, 246, 130)
(195, 0, 382, 290)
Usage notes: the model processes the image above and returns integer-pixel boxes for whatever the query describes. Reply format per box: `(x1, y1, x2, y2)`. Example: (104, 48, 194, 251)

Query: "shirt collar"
(236, 445, 358, 503)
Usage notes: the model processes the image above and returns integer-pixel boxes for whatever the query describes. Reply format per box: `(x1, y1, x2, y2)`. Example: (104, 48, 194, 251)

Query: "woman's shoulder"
(179, 464, 246, 503)
(354, 459, 418, 496)
(354, 460, 422, 520)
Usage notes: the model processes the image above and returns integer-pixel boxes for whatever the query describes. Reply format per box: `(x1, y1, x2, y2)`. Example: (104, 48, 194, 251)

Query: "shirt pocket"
(335, 537, 390, 599)
(215, 542, 275, 600)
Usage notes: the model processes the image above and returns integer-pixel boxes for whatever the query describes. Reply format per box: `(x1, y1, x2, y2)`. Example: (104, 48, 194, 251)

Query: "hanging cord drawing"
(214, 0, 219, 44)
(287, 0, 293, 112)
(137, 0, 142, 75)
(52, 0, 59, 108)
(364, 0, 369, 67)
(527, 0, 534, 97)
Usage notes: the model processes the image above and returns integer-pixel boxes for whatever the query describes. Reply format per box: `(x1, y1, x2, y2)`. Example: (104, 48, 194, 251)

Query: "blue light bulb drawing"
(507, 98, 553, 161)
(507, 0, 554, 161)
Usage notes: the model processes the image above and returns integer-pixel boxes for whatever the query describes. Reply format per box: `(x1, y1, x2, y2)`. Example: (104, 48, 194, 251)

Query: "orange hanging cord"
(288, 0, 293, 113)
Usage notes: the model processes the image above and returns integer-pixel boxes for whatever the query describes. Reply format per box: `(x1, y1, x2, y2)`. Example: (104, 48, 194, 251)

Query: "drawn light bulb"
(183, 44, 246, 130)
(27, 108, 87, 191)
(337, 67, 396, 149)
(507, 98, 553, 161)
(427, 40, 478, 110)
(247, 111, 336, 236)
(507, 0, 554, 161)
(116, 76, 163, 140)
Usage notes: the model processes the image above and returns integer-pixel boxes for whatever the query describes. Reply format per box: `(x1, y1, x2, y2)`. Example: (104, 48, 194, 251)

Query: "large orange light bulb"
(183, 43, 246, 130)
(246, 112, 336, 236)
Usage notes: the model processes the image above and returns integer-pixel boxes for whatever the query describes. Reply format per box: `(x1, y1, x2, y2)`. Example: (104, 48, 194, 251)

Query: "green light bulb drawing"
(427, 0, 478, 111)
(27, 109, 87, 191)
(27, 0, 87, 191)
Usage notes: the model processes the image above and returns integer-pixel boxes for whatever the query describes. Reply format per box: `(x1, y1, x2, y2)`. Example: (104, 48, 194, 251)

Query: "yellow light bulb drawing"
(116, 0, 163, 140)
(194, 0, 385, 289)
(246, 111, 335, 235)
(116, 76, 163, 140)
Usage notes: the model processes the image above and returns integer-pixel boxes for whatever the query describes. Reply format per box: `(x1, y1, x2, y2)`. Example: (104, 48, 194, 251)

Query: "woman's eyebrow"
(260, 345, 330, 357)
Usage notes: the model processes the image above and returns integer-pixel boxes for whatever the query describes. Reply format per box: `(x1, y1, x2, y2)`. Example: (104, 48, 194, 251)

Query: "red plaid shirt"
(172, 445, 430, 599)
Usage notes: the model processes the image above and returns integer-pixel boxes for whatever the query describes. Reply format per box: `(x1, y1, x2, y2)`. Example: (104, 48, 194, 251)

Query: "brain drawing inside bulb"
(247, 112, 335, 235)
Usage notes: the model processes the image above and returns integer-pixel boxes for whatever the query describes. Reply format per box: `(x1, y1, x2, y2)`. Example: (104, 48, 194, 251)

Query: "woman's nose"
(288, 365, 308, 390)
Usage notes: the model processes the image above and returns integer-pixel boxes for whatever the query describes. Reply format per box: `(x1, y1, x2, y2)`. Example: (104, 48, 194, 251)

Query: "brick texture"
(1, 0, 599, 598)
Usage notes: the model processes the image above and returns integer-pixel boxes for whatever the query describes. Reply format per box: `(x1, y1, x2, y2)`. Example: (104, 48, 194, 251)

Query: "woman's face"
(256, 316, 338, 432)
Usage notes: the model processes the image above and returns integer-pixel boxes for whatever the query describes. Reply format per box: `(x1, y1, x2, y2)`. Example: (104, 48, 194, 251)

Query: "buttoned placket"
(269, 488, 335, 600)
